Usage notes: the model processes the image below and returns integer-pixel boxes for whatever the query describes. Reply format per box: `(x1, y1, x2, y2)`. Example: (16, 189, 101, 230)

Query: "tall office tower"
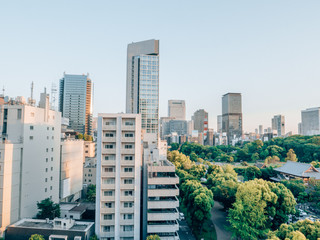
(0, 92, 61, 235)
(271, 115, 285, 136)
(222, 93, 243, 145)
(168, 100, 186, 120)
(126, 39, 159, 137)
(192, 109, 208, 141)
(259, 125, 263, 135)
(301, 107, 320, 136)
(217, 115, 222, 133)
(160, 117, 175, 139)
(298, 123, 302, 135)
(59, 73, 93, 136)
(96, 114, 141, 240)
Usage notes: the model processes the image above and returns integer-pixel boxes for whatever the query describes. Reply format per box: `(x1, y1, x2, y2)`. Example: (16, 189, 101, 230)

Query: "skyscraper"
(222, 93, 243, 144)
(217, 115, 222, 133)
(271, 115, 285, 136)
(168, 100, 186, 120)
(301, 107, 320, 136)
(59, 73, 93, 135)
(126, 39, 159, 136)
(192, 109, 208, 141)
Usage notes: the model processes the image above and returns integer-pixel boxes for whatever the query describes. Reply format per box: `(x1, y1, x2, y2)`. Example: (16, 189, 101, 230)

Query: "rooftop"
(274, 161, 320, 179)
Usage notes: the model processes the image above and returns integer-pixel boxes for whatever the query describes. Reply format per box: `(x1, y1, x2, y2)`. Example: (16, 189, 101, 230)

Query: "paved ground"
(211, 201, 232, 240)
(178, 219, 196, 240)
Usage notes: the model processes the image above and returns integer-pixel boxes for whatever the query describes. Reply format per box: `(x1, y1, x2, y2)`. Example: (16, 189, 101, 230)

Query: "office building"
(96, 113, 141, 240)
(169, 120, 188, 136)
(160, 117, 175, 139)
(222, 93, 243, 144)
(6, 218, 94, 240)
(168, 100, 186, 120)
(301, 108, 320, 136)
(60, 139, 84, 202)
(298, 123, 302, 135)
(59, 73, 93, 136)
(259, 125, 263, 135)
(217, 115, 222, 133)
(0, 92, 61, 235)
(126, 39, 159, 137)
(271, 115, 285, 136)
(192, 109, 208, 141)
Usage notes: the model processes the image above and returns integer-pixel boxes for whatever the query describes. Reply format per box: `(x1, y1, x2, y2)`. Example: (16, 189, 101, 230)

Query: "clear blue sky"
(1, 0, 320, 133)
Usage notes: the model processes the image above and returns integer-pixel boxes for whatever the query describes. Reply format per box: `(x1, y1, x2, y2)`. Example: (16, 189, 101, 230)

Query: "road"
(178, 219, 196, 240)
(211, 201, 232, 240)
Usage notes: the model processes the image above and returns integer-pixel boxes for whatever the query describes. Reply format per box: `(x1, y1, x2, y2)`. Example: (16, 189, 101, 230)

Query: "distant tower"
(51, 83, 58, 111)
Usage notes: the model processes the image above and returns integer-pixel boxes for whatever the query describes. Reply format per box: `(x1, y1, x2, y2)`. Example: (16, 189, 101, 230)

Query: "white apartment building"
(60, 139, 84, 202)
(96, 113, 141, 240)
(0, 93, 61, 235)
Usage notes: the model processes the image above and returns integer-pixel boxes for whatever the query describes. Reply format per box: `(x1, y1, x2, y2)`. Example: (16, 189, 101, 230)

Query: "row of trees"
(174, 135, 320, 163)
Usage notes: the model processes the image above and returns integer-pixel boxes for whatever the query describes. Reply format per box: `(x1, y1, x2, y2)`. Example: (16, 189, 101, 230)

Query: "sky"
(1, 0, 320, 134)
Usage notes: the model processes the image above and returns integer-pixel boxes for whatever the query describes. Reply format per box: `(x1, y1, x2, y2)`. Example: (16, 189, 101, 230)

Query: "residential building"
(126, 39, 160, 138)
(6, 218, 94, 240)
(301, 107, 320, 136)
(0, 92, 61, 235)
(83, 157, 96, 186)
(60, 203, 87, 220)
(222, 93, 243, 144)
(60, 139, 84, 202)
(192, 109, 208, 141)
(84, 141, 95, 158)
(96, 113, 141, 240)
(59, 73, 93, 136)
(168, 100, 186, 120)
(272, 115, 285, 136)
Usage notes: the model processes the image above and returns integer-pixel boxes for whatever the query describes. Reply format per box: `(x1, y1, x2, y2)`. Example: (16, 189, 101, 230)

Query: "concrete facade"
(271, 115, 285, 136)
(96, 113, 141, 240)
(301, 107, 320, 136)
(192, 109, 208, 141)
(168, 100, 186, 120)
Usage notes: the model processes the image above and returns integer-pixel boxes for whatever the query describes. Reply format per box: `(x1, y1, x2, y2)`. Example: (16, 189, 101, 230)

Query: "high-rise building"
(217, 115, 222, 133)
(160, 117, 175, 139)
(96, 113, 141, 240)
(222, 93, 243, 144)
(126, 39, 159, 137)
(59, 73, 93, 136)
(168, 100, 186, 120)
(298, 122, 302, 135)
(259, 125, 263, 135)
(301, 107, 320, 136)
(271, 115, 285, 136)
(192, 109, 208, 141)
(0, 92, 61, 234)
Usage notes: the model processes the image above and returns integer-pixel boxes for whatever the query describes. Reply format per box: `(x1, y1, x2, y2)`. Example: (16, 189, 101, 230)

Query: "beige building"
(83, 157, 96, 186)
(60, 139, 84, 202)
(168, 100, 186, 120)
(84, 141, 95, 158)
(0, 92, 61, 235)
(96, 113, 141, 240)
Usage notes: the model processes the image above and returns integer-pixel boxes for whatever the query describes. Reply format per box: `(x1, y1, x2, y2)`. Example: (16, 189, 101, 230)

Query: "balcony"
(101, 196, 115, 202)
(100, 232, 115, 238)
(120, 231, 134, 238)
(121, 160, 135, 166)
(101, 172, 115, 177)
(101, 183, 115, 189)
(102, 137, 116, 142)
(102, 125, 116, 131)
(120, 208, 134, 214)
(121, 137, 135, 142)
(121, 125, 135, 131)
(120, 184, 135, 190)
(120, 196, 134, 202)
(148, 199, 179, 209)
(101, 160, 116, 166)
(147, 209, 179, 221)
(119, 219, 134, 225)
(100, 208, 115, 214)
(121, 172, 135, 178)
(147, 221, 179, 233)
(121, 149, 135, 155)
(148, 176, 179, 185)
(148, 188, 179, 197)
(102, 148, 116, 155)
(100, 219, 115, 225)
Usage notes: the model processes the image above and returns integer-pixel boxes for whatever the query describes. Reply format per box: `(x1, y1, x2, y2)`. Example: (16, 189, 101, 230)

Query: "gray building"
(192, 109, 208, 141)
(271, 115, 285, 136)
(126, 39, 160, 137)
(301, 107, 320, 136)
(160, 117, 175, 139)
(168, 100, 186, 120)
(169, 120, 188, 136)
(217, 115, 222, 133)
(222, 93, 243, 144)
(59, 73, 93, 135)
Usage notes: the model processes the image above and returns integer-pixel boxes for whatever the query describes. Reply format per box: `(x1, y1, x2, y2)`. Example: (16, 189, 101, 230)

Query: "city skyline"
(2, 1, 320, 134)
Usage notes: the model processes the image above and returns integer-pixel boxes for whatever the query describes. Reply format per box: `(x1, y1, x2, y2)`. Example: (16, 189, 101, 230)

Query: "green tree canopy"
(285, 149, 298, 162)
(86, 184, 96, 202)
(29, 234, 45, 240)
(243, 166, 262, 181)
(146, 234, 161, 240)
(36, 198, 60, 219)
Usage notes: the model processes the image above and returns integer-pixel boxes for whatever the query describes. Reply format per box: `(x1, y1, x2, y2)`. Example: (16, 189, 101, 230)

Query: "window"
(30, 112, 34, 117)
(124, 156, 133, 161)
(104, 214, 113, 220)
(45, 188, 47, 192)
(45, 178, 47, 182)
(105, 132, 115, 137)
(51, 157, 53, 161)
(104, 191, 113, 196)
(124, 190, 133, 196)
(50, 186, 52, 190)
(29, 136, 33, 140)
(50, 176, 53, 181)
(104, 167, 114, 172)
(103, 226, 111, 232)
(123, 214, 133, 220)
(124, 144, 133, 149)
(51, 148, 53, 152)
(17, 109, 22, 119)
(51, 167, 53, 171)
(45, 168, 48, 172)
(125, 133, 134, 138)
(124, 168, 133, 173)
(104, 155, 115, 160)
(105, 121, 116, 126)
(125, 121, 134, 126)
(30, 126, 34, 130)
(124, 202, 133, 208)
(85, 151, 88, 153)
(105, 202, 113, 208)
(105, 144, 114, 149)
(46, 148, 48, 152)
(122, 225, 133, 232)
(103, 178, 115, 184)
(124, 179, 133, 184)
(52, 127, 54, 131)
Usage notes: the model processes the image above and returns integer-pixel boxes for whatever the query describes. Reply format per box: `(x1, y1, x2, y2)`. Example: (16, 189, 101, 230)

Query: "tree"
(89, 235, 99, 240)
(76, 133, 84, 139)
(84, 134, 93, 141)
(86, 184, 96, 202)
(281, 180, 305, 198)
(146, 235, 161, 240)
(36, 198, 60, 219)
(285, 149, 298, 162)
(29, 234, 45, 240)
(228, 179, 296, 240)
(243, 166, 261, 181)
(251, 152, 260, 161)
(170, 143, 179, 151)
(189, 164, 206, 179)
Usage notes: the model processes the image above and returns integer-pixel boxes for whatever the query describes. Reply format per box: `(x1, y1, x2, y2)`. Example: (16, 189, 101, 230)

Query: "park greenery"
(86, 184, 96, 202)
(36, 198, 60, 219)
(168, 137, 320, 240)
(29, 235, 45, 240)
(146, 234, 161, 240)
